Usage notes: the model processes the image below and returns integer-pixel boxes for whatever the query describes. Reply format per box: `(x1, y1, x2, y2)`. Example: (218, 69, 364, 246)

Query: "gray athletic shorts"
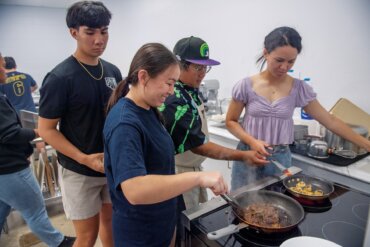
(58, 166, 111, 220)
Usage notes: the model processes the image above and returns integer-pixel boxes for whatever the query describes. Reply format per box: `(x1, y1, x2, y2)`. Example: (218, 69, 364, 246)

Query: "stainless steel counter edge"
(208, 121, 238, 141)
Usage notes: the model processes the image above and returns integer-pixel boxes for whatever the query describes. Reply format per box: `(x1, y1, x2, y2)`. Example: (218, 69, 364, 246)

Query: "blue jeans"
(0, 167, 64, 246)
(231, 142, 292, 191)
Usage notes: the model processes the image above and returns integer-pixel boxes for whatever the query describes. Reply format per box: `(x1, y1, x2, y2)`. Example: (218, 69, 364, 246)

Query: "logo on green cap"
(199, 43, 209, 58)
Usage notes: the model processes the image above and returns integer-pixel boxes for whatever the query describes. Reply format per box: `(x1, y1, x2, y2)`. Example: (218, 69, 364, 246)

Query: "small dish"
(280, 236, 341, 247)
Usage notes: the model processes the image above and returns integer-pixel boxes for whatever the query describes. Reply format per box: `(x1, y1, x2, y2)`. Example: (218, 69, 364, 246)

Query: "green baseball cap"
(173, 36, 220, 66)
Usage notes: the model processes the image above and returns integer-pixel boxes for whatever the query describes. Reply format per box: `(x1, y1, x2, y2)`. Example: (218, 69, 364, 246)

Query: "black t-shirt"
(39, 56, 122, 177)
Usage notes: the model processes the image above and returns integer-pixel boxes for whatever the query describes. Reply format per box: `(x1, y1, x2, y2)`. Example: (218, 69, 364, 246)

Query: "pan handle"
(207, 224, 241, 240)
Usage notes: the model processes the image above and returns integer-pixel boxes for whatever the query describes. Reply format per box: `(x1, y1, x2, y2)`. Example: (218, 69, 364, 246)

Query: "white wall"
(1, 0, 369, 113)
(0, 5, 75, 83)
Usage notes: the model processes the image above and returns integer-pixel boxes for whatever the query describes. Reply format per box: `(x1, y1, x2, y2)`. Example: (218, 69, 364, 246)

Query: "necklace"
(76, 58, 104, 80)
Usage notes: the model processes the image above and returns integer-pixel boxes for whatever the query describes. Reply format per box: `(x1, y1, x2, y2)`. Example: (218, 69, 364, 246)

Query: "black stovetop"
(189, 181, 370, 247)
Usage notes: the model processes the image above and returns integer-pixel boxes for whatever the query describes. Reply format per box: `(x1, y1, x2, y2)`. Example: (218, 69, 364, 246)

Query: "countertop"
(207, 121, 370, 185)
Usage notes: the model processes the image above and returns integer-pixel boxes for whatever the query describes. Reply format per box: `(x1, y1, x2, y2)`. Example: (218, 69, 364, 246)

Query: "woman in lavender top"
(226, 27, 370, 191)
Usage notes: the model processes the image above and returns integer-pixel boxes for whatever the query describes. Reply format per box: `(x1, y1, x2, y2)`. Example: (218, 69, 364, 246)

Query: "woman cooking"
(226, 26, 370, 190)
(103, 43, 228, 246)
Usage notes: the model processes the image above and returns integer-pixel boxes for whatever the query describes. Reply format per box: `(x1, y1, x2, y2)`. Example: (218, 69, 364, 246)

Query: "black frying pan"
(207, 191, 305, 240)
(283, 174, 334, 201)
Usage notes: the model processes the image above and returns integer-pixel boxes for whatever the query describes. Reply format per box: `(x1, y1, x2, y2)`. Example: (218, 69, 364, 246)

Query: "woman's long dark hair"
(107, 43, 179, 115)
(256, 26, 302, 71)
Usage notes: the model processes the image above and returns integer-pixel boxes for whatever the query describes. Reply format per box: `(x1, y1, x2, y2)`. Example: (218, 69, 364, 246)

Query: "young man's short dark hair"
(4, 57, 16, 70)
(66, 1, 111, 29)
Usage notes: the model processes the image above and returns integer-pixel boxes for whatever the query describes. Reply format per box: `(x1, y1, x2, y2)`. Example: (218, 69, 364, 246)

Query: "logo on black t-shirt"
(105, 77, 117, 90)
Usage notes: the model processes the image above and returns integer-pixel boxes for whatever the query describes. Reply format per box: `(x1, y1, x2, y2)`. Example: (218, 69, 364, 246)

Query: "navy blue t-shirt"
(104, 98, 177, 247)
(0, 71, 36, 113)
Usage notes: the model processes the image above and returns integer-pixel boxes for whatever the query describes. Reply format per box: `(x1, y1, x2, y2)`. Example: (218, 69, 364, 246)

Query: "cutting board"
(329, 98, 370, 135)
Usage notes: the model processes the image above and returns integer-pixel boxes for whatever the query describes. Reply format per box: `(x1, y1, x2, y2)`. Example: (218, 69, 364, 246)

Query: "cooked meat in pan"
(243, 203, 291, 228)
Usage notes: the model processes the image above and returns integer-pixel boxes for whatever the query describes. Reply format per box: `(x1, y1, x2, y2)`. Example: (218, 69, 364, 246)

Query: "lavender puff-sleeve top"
(232, 77, 316, 145)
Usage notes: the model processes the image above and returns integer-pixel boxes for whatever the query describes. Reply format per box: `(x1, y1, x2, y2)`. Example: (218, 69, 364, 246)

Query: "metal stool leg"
(2, 218, 9, 234)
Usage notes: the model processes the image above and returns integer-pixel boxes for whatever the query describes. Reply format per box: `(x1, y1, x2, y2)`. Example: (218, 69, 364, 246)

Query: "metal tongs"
(271, 159, 292, 176)
(220, 194, 243, 211)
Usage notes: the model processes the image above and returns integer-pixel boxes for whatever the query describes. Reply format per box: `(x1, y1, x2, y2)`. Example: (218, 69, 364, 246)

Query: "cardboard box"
(329, 98, 370, 135)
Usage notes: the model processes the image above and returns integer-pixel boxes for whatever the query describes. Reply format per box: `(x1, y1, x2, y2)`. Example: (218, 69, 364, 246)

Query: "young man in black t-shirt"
(38, 2, 122, 246)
